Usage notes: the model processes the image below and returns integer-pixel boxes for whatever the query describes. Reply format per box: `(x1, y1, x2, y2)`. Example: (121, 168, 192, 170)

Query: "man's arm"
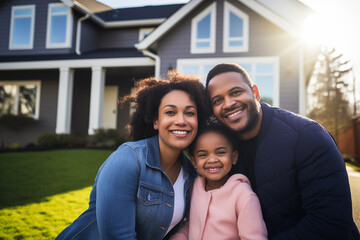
(272, 123, 354, 240)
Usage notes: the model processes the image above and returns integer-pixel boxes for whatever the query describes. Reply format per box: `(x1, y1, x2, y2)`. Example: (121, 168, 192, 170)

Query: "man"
(206, 63, 360, 239)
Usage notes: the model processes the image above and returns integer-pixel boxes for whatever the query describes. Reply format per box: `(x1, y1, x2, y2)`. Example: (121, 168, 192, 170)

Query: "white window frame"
(46, 3, 73, 49)
(191, 2, 216, 54)
(177, 57, 279, 107)
(223, 1, 249, 53)
(9, 5, 35, 50)
(139, 28, 155, 41)
(0, 81, 41, 119)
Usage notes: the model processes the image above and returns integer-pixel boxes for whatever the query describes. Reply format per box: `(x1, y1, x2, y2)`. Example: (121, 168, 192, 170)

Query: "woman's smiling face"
(154, 90, 198, 153)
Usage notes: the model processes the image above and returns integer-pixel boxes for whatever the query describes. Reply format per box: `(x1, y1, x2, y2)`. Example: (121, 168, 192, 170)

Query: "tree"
(307, 46, 353, 141)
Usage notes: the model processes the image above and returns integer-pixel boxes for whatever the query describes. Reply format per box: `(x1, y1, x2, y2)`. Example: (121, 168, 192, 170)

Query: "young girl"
(171, 123, 267, 240)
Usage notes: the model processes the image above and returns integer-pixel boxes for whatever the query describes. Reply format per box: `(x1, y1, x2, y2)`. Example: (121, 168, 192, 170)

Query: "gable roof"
(65, 1, 185, 28)
(96, 4, 184, 22)
(73, 0, 112, 13)
(61, 0, 112, 13)
(136, 0, 314, 50)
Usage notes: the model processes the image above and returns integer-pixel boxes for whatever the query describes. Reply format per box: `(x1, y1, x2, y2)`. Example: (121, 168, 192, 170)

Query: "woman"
(55, 71, 210, 240)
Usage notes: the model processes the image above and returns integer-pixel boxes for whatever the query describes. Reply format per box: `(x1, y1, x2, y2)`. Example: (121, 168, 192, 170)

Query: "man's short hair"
(205, 63, 253, 88)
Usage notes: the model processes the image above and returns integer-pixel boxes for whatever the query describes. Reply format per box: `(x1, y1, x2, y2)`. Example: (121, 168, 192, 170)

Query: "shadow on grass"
(0, 149, 112, 209)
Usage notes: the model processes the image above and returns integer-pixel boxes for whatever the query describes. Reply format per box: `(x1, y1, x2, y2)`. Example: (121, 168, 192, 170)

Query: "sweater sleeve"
(272, 123, 354, 240)
(237, 191, 268, 240)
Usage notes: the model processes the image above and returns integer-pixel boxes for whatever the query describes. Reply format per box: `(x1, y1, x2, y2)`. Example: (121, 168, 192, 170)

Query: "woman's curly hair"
(120, 70, 211, 141)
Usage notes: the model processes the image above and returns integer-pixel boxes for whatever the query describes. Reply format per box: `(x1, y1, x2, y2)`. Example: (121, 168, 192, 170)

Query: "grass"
(0, 149, 112, 240)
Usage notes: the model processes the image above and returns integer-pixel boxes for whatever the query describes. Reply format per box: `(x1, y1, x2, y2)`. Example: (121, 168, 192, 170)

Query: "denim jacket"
(56, 135, 197, 240)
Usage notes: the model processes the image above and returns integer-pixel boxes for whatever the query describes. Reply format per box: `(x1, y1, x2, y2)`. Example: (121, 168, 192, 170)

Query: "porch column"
(55, 67, 74, 134)
(88, 66, 105, 135)
(298, 46, 306, 116)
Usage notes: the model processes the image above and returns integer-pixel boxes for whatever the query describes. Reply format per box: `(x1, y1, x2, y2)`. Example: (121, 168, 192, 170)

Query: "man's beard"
(236, 99, 260, 136)
(219, 99, 260, 137)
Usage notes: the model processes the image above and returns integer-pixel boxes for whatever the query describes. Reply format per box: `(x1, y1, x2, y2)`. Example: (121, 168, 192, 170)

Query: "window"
(139, 28, 155, 41)
(191, 3, 216, 54)
(9, 5, 35, 50)
(177, 57, 279, 106)
(223, 2, 249, 52)
(0, 81, 41, 119)
(46, 3, 73, 48)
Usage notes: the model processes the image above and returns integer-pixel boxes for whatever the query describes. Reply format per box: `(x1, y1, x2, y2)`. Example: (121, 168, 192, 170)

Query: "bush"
(8, 142, 19, 150)
(93, 128, 127, 149)
(36, 130, 127, 150)
(37, 132, 68, 149)
(0, 114, 36, 131)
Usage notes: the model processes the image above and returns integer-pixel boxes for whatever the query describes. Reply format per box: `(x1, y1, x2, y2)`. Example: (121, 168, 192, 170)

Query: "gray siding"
(71, 69, 91, 135)
(106, 66, 154, 132)
(0, 0, 77, 57)
(157, 0, 300, 112)
(0, 70, 59, 146)
(80, 20, 101, 53)
(99, 28, 139, 49)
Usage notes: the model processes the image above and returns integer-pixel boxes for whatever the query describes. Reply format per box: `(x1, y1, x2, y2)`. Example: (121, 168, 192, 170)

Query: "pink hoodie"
(170, 174, 267, 240)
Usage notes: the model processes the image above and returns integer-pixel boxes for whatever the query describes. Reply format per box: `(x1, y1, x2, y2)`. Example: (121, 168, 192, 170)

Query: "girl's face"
(154, 90, 198, 153)
(191, 131, 238, 191)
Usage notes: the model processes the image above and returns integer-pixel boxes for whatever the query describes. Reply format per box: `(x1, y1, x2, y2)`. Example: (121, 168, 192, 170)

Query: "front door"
(102, 86, 118, 129)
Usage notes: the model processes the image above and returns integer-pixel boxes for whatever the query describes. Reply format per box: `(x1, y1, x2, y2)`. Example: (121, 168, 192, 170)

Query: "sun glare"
(302, 12, 339, 46)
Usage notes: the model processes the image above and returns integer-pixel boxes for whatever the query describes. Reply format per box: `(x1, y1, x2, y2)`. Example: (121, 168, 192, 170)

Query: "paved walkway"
(347, 166, 360, 231)
(347, 166, 360, 177)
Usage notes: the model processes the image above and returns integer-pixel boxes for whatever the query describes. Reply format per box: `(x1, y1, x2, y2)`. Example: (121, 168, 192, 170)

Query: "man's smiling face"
(207, 71, 262, 140)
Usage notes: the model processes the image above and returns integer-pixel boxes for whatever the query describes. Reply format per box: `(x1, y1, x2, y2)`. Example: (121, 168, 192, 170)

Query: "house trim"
(9, 5, 36, 50)
(136, 0, 204, 50)
(177, 56, 280, 107)
(298, 46, 305, 115)
(0, 80, 41, 119)
(223, 1, 249, 53)
(46, 3, 73, 49)
(139, 28, 155, 41)
(236, 0, 298, 37)
(56, 67, 74, 133)
(191, 2, 216, 54)
(88, 66, 105, 135)
(0, 58, 155, 70)
(137, 0, 299, 51)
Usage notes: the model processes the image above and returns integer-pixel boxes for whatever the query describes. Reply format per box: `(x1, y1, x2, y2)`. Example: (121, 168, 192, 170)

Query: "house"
(337, 116, 360, 163)
(0, 0, 317, 147)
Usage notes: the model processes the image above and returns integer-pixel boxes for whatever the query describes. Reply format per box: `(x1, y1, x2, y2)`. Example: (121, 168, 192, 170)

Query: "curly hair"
(120, 70, 211, 141)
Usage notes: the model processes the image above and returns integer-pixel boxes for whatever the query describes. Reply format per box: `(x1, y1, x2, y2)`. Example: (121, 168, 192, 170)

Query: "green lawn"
(0, 149, 113, 240)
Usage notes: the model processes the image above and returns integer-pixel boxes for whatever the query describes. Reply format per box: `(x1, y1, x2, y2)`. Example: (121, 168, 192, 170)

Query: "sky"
(98, 0, 360, 95)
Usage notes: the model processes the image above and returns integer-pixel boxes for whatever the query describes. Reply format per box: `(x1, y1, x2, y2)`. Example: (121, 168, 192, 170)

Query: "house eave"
(238, 0, 300, 37)
(0, 58, 155, 70)
(136, 0, 204, 50)
(102, 19, 165, 28)
(137, 0, 307, 51)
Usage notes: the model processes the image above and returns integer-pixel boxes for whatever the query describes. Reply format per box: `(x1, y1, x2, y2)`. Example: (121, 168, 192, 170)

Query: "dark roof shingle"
(96, 4, 184, 22)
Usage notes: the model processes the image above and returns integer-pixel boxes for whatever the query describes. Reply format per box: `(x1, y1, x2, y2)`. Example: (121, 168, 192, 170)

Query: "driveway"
(347, 166, 360, 230)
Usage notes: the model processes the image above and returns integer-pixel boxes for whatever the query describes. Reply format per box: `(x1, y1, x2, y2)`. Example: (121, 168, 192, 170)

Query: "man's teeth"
(172, 130, 187, 135)
(228, 110, 242, 118)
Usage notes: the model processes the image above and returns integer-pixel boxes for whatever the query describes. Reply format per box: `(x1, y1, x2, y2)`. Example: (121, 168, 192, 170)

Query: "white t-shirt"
(165, 167, 185, 235)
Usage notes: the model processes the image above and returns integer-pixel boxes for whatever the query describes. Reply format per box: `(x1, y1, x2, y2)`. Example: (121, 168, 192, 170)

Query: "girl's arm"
(96, 145, 140, 240)
(237, 193, 268, 240)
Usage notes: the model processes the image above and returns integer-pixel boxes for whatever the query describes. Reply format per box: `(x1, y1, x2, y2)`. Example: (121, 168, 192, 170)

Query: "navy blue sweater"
(242, 103, 359, 239)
